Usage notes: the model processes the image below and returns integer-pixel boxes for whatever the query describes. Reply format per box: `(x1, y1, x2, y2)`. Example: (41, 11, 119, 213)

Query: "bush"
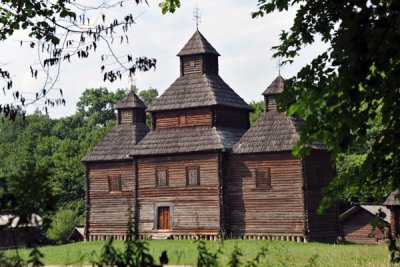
(46, 208, 78, 244)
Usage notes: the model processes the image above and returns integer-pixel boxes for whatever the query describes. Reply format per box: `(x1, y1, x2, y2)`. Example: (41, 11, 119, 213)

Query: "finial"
(276, 57, 283, 76)
(129, 76, 138, 93)
(193, 6, 201, 30)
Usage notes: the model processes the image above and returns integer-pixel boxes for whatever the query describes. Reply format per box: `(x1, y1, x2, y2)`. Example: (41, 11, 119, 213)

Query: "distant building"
(384, 190, 400, 237)
(339, 205, 390, 244)
(83, 30, 337, 242)
(68, 227, 85, 242)
(0, 214, 43, 249)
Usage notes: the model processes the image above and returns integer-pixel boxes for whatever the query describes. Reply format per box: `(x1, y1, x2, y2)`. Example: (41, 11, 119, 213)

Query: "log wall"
(119, 110, 134, 124)
(215, 107, 250, 129)
(303, 150, 338, 242)
(341, 210, 388, 243)
(137, 153, 221, 237)
(180, 55, 218, 75)
(155, 108, 212, 128)
(86, 161, 135, 240)
(226, 152, 306, 238)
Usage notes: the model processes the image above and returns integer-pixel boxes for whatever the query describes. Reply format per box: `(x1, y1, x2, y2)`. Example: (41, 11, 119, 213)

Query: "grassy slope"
(5, 240, 389, 266)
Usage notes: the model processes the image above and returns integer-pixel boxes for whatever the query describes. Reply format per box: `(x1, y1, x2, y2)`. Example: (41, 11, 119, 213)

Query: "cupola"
(177, 30, 220, 76)
(262, 75, 284, 112)
(116, 91, 147, 125)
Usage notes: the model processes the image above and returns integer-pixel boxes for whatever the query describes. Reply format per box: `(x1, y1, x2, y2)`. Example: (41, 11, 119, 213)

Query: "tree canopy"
(252, 0, 400, 205)
(0, 86, 158, 241)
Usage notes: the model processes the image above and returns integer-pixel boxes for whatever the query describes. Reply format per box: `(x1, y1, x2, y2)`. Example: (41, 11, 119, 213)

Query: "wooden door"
(158, 207, 170, 230)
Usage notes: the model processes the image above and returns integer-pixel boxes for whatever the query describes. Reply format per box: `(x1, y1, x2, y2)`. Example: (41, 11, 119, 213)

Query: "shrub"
(46, 208, 78, 244)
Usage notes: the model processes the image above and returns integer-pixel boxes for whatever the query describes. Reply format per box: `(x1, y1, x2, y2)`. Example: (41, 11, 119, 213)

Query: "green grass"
(4, 240, 390, 266)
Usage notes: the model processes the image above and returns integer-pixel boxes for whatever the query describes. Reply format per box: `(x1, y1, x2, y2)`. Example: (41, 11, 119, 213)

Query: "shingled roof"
(233, 112, 300, 153)
(116, 90, 146, 109)
(82, 91, 149, 162)
(82, 123, 149, 162)
(130, 125, 246, 156)
(263, 75, 284, 95)
(147, 73, 250, 112)
(384, 190, 400, 206)
(177, 30, 220, 56)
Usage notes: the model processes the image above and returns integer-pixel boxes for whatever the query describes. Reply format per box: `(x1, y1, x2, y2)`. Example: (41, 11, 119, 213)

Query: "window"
(108, 175, 121, 191)
(156, 168, 168, 187)
(121, 174, 133, 191)
(187, 167, 200, 186)
(256, 168, 271, 189)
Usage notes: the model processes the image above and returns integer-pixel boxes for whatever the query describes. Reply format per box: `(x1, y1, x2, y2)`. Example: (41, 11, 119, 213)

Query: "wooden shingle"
(147, 73, 250, 112)
(263, 75, 284, 95)
(177, 30, 220, 56)
(131, 125, 246, 156)
(116, 90, 146, 109)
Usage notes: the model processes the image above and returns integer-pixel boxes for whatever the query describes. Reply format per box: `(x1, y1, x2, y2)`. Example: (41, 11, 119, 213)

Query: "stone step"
(152, 233, 172, 240)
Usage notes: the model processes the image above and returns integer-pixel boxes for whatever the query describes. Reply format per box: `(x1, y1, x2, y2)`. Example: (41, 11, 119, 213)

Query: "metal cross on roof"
(193, 6, 201, 29)
(276, 57, 284, 76)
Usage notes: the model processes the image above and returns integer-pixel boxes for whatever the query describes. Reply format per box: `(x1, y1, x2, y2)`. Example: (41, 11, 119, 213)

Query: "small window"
(187, 167, 200, 186)
(190, 61, 195, 67)
(256, 168, 271, 189)
(121, 174, 133, 191)
(108, 175, 121, 191)
(156, 168, 168, 187)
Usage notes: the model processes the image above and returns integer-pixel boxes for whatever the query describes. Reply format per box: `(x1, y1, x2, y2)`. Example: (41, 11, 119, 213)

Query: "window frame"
(186, 166, 200, 186)
(108, 175, 122, 192)
(155, 168, 169, 187)
(255, 167, 271, 189)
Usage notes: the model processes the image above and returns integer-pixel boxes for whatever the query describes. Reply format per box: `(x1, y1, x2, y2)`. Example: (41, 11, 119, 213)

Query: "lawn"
(5, 240, 390, 266)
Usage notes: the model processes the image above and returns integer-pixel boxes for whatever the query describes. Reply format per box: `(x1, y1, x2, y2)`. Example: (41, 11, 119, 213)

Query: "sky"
(0, 0, 327, 118)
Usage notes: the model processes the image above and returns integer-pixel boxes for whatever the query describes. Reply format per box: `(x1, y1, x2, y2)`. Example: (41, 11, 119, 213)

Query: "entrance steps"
(152, 232, 171, 240)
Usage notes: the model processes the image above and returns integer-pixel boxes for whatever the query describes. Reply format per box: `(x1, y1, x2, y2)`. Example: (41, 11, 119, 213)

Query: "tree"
(139, 87, 159, 107)
(0, 0, 156, 120)
(251, 0, 400, 206)
(249, 100, 264, 126)
(46, 208, 79, 244)
(139, 87, 159, 127)
(0, 87, 126, 235)
(76, 87, 125, 127)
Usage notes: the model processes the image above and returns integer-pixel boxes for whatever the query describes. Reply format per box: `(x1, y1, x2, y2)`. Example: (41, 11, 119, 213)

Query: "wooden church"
(82, 30, 337, 242)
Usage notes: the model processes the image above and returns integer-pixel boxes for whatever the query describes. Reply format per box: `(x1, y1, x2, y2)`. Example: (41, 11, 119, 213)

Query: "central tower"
(178, 30, 220, 76)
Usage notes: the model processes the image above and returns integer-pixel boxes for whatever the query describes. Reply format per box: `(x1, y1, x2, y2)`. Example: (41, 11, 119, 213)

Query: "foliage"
(27, 247, 44, 267)
(196, 239, 222, 267)
(249, 0, 400, 206)
(0, 246, 44, 267)
(46, 209, 79, 244)
(76, 88, 126, 127)
(228, 243, 267, 267)
(0, 0, 156, 120)
(5, 240, 391, 266)
(139, 87, 159, 127)
(93, 207, 167, 267)
(159, 0, 181, 14)
(139, 87, 159, 107)
(0, 87, 125, 235)
(227, 243, 242, 267)
(249, 100, 264, 125)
